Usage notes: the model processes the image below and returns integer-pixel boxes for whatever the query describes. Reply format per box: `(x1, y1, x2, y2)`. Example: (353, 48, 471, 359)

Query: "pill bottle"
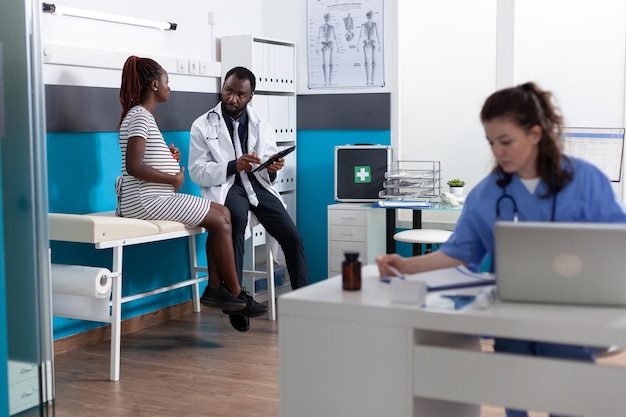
(342, 251, 361, 291)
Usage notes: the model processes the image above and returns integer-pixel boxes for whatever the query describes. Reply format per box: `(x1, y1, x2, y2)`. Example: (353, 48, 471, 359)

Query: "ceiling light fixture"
(41, 2, 177, 31)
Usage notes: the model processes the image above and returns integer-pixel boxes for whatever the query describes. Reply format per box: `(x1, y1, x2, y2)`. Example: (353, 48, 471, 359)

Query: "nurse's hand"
(236, 153, 261, 172)
(376, 253, 406, 278)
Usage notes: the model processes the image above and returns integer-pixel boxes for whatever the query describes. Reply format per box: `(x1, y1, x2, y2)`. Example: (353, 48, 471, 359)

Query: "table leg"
(386, 208, 396, 254)
(387, 209, 426, 256)
(412, 210, 422, 256)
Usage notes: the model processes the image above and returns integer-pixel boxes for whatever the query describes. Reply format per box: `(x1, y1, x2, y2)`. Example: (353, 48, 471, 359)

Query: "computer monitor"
(562, 127, 625, 182)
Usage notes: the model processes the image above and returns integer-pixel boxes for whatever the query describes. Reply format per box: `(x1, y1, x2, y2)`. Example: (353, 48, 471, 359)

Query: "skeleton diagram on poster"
(307, 0, 384, 89)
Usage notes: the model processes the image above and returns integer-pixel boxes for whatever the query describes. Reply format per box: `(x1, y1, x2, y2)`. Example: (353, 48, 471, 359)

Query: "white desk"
(278, 267, 626, 417)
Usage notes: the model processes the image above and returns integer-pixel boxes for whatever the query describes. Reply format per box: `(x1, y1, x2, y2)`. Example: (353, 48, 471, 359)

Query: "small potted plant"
(447, 178, 465, 195)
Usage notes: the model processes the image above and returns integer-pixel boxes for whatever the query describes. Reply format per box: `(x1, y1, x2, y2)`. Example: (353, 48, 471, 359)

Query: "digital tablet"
(252, 145, 296, 172)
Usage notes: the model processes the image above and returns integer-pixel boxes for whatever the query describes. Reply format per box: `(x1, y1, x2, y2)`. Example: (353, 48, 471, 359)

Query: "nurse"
(376, 82, 626, 417)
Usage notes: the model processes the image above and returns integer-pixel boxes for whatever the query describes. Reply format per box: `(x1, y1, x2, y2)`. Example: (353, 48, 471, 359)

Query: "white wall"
(515, 0, 626, 127)
(397, 0, 498, 190)
(396, 0, 497, 226)
(514, 0, 626, 198)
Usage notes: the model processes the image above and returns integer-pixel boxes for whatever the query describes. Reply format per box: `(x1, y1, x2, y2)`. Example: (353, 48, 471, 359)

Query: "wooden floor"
(51, 307, 626, 417)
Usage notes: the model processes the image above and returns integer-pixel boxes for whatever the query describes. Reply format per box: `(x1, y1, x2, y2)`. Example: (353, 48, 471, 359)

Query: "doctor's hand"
(267, 156, 284, 173)
(236, 153, 261, 172)
(376, 253, 407, 278)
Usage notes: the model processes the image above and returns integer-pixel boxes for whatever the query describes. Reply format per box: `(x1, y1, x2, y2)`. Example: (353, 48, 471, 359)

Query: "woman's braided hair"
(118, 56, 162, 128)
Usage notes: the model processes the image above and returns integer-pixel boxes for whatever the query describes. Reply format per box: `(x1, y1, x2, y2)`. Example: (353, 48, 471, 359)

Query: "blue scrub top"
(440, 157, 626, 272)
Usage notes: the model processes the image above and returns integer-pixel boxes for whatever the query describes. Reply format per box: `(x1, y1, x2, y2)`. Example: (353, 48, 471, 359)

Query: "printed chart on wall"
(307, 0, 384, 89)
(562, 127, 625, 182)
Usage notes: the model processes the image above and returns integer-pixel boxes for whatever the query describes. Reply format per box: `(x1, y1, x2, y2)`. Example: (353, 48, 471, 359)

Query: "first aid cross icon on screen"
(354, 166, 371, 183)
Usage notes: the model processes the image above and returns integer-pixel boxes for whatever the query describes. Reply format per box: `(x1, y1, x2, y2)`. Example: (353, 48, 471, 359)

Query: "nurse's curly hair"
(118, 56, 163, 128)
(480, 82, 573, 197)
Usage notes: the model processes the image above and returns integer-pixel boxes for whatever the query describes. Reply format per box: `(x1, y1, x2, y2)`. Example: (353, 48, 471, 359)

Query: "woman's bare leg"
(200, 203, 242, 296)
(199, 202, 268, 319)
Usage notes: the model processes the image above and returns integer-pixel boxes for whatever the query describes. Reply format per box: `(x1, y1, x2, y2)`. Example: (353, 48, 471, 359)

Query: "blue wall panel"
(297, 130, 391, 283)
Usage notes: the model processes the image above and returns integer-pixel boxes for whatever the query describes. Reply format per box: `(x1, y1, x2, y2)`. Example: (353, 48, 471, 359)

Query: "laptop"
(495, 221, 626, 307)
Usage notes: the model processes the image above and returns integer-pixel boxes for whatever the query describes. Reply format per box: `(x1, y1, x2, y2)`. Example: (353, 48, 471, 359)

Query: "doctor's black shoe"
(200, 285, 245, 311)
(228, 314, 250, 332)
(225, 288, 269, 318)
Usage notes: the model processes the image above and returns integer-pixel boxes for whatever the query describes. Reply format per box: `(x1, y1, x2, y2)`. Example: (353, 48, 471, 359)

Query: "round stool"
(393, 229, 453, 256)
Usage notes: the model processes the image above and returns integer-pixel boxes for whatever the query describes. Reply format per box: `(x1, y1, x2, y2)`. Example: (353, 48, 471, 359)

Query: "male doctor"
(189, 66, 309, 332)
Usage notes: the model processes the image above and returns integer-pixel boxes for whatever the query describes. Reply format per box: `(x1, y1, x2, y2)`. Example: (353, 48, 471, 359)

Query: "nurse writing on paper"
(376, 82, 626, 417)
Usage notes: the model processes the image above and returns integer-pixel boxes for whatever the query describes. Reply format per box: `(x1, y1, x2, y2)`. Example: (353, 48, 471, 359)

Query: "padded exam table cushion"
(47, 212, 190, 244)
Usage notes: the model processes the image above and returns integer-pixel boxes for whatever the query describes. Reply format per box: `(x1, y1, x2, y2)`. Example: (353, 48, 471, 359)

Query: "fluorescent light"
(41, 2, 177, 30)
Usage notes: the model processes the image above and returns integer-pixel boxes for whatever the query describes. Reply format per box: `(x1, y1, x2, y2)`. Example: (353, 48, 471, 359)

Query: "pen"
(386, 265, 404, 278)
(380, 264, 406, 284)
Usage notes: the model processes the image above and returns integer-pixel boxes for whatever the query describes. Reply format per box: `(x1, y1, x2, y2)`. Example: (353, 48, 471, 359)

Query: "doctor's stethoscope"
(496, 181, 558, 222)
(206, 109, 221, 140)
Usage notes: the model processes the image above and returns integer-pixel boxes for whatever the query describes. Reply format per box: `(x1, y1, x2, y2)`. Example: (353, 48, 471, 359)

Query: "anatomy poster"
(307, 0, 385, 89)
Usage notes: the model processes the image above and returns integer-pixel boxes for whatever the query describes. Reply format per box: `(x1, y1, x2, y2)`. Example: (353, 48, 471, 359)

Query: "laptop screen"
(562, 127, 625, 182)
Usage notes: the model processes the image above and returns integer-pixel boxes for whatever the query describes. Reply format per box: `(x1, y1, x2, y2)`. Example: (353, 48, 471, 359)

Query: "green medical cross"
(354, 166, 371, 183)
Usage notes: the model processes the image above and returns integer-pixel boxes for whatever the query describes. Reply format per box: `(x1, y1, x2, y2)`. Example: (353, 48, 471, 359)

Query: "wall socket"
(199, 61, 209, 75)
(176, 59, 188, 73)
(188, 60, 199, 75)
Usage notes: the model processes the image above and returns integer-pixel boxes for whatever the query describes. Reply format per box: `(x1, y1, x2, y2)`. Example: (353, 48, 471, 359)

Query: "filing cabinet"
(327, 203, 386, 277)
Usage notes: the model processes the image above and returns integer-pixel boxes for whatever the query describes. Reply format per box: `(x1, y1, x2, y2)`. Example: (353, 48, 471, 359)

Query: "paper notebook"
(384, 265, 495, 291)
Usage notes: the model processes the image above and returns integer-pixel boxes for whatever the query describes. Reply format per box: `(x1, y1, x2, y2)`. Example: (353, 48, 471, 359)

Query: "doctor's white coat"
(188, 102, 287, 246)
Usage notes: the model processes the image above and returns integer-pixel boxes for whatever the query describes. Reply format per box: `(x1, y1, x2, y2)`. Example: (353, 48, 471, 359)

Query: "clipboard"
(252, 145, 296, 172)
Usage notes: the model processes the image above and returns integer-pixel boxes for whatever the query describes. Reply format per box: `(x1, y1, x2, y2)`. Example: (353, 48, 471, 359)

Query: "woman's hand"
(377, 251, 463, 278)
(172, 167, 185, 191)
(169, 143, 181, 162)
(376, 253, 406, 278)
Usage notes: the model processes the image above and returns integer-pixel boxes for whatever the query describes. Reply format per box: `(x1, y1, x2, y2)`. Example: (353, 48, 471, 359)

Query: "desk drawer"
(328, 209, 366, 226)
(329, 225, 366, 242)
(9, 376, 39, 415)
(330, 240, 367, 256)
(8, 361, 37, 385)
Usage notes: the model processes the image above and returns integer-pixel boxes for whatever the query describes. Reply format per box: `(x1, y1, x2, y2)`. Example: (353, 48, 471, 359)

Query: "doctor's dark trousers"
(223, 174, 309, 290)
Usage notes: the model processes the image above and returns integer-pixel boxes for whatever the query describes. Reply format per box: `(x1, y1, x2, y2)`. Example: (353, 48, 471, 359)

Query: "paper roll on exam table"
(50, 264, 112, 298)
(50, 263, 114, 323)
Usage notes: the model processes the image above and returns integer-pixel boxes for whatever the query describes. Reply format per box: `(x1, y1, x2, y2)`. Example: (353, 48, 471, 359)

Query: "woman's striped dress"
(117, 105, 210, 227)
